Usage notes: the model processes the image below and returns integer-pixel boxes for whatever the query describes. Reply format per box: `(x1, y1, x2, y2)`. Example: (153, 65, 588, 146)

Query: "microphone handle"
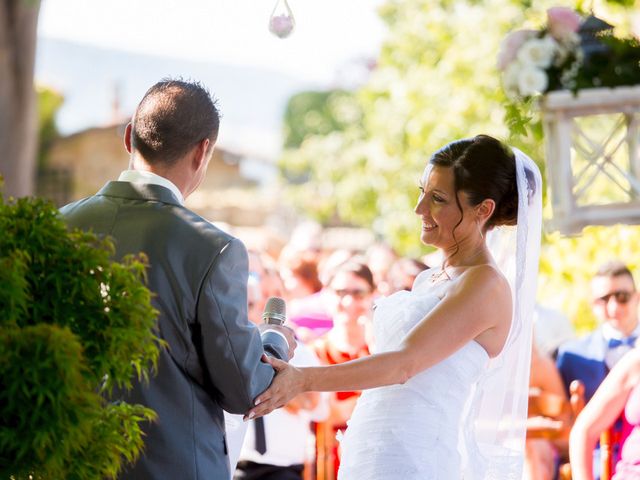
(261, 318, 289, 360)
(264, 316, 285, 326)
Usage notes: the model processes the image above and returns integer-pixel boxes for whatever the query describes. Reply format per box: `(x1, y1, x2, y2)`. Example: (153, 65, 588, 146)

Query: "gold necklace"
(430, 248, 487, 285)
(429, 267, 452, 284)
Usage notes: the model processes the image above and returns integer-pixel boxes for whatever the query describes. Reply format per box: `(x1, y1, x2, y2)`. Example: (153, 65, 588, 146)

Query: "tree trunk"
(0, 0, 40, 198)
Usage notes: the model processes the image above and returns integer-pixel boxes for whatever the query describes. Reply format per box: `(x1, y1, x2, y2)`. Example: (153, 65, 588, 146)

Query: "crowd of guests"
(233, 223, 640, 480)
(524, 260, 640, 480)
(233, 225, 429, 480)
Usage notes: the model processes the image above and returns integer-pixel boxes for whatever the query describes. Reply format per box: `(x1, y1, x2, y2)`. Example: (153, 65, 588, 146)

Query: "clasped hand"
(244, 354, 305, 420)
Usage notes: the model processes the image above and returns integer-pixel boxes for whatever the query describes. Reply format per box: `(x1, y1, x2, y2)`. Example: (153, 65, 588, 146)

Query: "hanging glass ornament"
(269, 0, 295, 39)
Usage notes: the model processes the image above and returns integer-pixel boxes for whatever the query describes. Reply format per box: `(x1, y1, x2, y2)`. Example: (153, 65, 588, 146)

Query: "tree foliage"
(281, 0, 546, 255)
(278, 0, 640, 329)
(37, 86, 64, 168)
(282, 90, 362, 149)
(0, 195, 161, 479)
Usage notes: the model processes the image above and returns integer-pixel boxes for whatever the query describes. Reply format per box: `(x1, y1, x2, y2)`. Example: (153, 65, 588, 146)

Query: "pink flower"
(547, 7, 581, 41)
(497, 29, 536, 71)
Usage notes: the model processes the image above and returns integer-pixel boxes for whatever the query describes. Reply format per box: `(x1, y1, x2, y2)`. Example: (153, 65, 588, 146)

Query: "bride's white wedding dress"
(337, 271, 490, 480)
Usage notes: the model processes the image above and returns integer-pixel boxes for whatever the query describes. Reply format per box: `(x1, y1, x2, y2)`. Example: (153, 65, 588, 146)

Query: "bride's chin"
(420, 234, 435, 247)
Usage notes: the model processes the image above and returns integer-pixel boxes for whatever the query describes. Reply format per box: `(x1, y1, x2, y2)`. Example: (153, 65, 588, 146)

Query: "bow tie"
(608, 337, 637, 349)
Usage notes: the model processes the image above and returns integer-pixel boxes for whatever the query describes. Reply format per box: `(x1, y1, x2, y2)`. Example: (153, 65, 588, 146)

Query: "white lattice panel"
(541, 86, 640, 234)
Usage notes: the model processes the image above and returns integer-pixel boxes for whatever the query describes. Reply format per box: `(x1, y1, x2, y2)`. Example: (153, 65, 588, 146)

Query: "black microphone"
(262, 296, 287, 326)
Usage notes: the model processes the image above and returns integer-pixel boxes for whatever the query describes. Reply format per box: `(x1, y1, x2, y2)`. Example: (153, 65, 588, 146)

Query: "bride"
(247, 135, 542, 479)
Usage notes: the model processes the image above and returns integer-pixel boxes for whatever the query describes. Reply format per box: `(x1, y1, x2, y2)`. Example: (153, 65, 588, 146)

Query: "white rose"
(501, 62, 523, 100)
(517, 66, 548, 97)
(517, 36, 556, 68)
(556, 30, 580, 47)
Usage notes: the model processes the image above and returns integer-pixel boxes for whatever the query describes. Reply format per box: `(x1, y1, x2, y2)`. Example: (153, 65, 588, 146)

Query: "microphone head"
(262, 296, 287, 325)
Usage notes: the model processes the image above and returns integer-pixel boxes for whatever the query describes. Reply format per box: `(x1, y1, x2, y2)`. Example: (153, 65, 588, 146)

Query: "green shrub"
(0, 195, 161, 479)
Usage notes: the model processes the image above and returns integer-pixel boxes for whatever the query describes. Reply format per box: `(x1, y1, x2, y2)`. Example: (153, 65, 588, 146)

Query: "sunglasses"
(333, 288, 371, 299)
(594, 290, 635, 305)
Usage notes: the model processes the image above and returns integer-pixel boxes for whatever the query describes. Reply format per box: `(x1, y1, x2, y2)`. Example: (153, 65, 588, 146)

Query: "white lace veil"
(470, 148, 543, 479)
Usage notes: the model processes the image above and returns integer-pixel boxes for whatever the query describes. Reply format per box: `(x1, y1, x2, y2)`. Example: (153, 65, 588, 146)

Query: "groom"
(61, 79, 296, 480)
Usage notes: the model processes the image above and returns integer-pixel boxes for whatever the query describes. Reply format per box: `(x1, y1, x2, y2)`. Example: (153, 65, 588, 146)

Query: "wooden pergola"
(542, 85, 640, 234)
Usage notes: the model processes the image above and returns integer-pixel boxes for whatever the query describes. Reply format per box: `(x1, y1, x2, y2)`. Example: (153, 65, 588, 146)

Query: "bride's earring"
(476, 220, 484, 240)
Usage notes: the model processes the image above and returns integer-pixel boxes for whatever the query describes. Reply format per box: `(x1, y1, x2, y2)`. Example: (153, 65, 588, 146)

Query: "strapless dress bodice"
(337, 284, 490, 480)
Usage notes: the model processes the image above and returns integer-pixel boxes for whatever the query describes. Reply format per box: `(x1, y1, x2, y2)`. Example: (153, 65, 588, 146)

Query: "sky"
(38, 0, 386, 83)
(36, 0, 387, 158)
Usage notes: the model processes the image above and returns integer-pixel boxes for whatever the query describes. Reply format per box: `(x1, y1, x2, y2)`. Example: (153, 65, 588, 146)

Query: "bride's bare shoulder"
(455, 264, 510, 296)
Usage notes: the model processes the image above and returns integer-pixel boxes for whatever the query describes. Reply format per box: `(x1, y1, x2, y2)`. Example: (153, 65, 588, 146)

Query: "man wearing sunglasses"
(558, 261, 639, 401)
(557, 260, 639, 476)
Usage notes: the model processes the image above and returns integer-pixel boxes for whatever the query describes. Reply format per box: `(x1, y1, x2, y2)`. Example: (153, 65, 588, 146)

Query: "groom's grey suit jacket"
(61, 181, 283, 480)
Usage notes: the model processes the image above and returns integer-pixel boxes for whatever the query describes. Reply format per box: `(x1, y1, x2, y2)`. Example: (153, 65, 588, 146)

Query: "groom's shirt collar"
(118, 169, 184, 205)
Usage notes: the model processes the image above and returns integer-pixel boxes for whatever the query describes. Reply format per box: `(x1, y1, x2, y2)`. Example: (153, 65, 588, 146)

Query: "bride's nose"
(414, 194, 427, 216)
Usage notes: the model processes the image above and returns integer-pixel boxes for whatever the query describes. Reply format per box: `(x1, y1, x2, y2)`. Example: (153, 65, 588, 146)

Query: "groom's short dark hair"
(131, 78, 220, 165)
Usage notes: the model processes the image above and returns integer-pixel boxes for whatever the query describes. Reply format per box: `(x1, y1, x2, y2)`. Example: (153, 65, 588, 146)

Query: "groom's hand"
(258, 324, 297, 360)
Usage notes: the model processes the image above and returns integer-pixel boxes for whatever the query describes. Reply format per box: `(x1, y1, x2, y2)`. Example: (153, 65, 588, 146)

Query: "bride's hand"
(244, 354, 305, 420)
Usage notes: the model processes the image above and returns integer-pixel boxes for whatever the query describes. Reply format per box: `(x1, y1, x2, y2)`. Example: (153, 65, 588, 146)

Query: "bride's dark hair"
(429, 134, 519, 229)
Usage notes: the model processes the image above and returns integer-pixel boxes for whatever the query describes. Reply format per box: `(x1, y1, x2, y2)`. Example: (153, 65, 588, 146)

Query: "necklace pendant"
(430, 268, 451, 284)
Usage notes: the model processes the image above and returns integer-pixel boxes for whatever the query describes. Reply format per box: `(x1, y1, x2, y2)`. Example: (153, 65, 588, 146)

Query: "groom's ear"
(124, 122, 133, 154)
(192, 138, 212, 171)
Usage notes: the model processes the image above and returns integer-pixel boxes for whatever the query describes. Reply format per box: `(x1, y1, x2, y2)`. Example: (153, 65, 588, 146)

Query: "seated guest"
(312, 259, 374, 478)
(533, 304, 575, 360)
(570, 346, 640, 479)
(279, 248, 323, 302)
(248, 249, 286, 315)
(558, 261, 639, 401)
(526, 342, 570, 480)
(386, 257, 429, 294)
(279, 248, 332, 342)
(557, 261, 640, 477)
(365, 242, 398, 297)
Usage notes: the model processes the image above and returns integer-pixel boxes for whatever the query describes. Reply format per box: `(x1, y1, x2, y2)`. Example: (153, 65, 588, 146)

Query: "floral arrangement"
(499, 7, 640, 138)
(498, 8, 581, 99)
(498, 7, 640, 101)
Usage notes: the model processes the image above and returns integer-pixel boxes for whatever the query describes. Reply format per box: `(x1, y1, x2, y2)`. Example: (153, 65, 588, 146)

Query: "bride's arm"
(247, 265, 511, 419)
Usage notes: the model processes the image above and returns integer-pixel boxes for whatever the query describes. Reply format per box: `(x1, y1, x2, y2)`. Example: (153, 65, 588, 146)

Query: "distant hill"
(35, 37, 324, 159)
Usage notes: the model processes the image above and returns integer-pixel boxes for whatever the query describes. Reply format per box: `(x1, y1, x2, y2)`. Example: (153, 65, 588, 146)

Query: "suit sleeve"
(261, 330, 289, 361)
(197, 238, 275, 414)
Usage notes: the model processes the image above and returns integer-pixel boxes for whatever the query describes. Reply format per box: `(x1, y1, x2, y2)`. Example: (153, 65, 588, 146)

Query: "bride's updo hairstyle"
(429, 134, 518, 229)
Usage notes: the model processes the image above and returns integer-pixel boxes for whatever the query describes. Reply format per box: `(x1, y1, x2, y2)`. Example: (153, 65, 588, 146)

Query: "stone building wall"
(43, 124, 268, 226)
